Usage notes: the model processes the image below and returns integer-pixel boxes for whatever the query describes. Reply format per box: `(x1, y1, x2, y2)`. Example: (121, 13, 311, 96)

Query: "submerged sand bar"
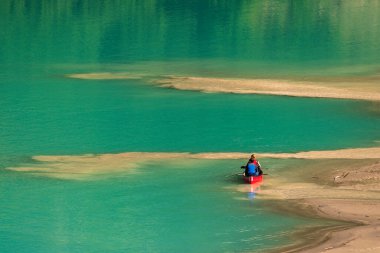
(69, 72, 144, 80)
(7, 147, 380, 180)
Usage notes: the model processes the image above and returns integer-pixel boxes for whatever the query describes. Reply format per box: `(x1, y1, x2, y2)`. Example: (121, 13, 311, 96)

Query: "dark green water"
(1, 0, 380, 252)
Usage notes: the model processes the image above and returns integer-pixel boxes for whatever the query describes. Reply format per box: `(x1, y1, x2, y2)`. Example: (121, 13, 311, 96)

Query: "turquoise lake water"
(1, 1, 380, 252)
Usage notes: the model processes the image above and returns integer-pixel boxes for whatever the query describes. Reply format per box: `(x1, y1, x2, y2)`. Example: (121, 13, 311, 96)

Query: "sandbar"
(157, 76, 380, 101)
(67, 72, 380, 101)
(6, 147, 380, 180)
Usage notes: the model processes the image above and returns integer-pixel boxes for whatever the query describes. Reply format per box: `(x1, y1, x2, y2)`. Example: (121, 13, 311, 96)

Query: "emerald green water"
(1, 1, 380, 252)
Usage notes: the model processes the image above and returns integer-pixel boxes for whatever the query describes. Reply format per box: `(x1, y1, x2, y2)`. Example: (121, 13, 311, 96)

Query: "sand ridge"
(157, 76, 380, 101)
(67, 72, 380, 101)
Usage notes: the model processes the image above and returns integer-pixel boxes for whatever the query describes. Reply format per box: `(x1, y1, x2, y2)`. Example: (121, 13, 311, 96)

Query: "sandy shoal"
(6, 147, 380, 180)
(67, 72, 380, 101)
(157, 76, 380, 101)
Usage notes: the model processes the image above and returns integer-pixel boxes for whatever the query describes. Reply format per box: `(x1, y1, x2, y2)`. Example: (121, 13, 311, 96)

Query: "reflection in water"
(236, 175, 263, 201)
(247, 181, 262, 201)
(1, 0, 380, 73)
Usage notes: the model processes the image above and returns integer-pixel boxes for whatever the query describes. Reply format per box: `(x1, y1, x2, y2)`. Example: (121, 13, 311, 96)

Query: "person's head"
(251, 154, 255, 159)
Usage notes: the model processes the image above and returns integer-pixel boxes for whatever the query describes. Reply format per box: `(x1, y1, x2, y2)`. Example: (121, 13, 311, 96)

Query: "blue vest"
(247, 163, 258, 176)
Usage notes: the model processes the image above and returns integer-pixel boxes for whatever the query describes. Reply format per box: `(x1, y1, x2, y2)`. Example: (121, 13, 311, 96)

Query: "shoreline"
(268, 199, 380, 253)
(300, 199, 380, 253)
(257, 158, 380, 253)
(262, 198, 380, 253)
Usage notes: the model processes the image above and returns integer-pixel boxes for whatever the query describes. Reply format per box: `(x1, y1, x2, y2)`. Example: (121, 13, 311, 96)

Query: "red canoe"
(243, 175, 263, 184)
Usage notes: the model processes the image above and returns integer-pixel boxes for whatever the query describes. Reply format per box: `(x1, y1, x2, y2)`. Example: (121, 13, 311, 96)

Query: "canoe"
(243, 174, 263, 184)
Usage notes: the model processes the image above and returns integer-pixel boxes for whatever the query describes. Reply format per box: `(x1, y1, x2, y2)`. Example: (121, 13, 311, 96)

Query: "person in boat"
(243, 154, 263, 176)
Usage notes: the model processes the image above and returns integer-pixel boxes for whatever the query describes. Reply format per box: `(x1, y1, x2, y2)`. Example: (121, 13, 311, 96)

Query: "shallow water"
(1, 159, 328, 253)
(1, 0, 380, 252)
(1, 76, 380, 157)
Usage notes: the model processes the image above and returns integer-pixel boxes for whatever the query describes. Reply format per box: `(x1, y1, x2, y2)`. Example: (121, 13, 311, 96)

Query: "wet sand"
(300, 199, 380, 253)
(257, 159, 380, 253)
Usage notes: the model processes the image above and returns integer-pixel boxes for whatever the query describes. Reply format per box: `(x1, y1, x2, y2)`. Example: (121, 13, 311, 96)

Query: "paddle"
(226, 171, 268, 178)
